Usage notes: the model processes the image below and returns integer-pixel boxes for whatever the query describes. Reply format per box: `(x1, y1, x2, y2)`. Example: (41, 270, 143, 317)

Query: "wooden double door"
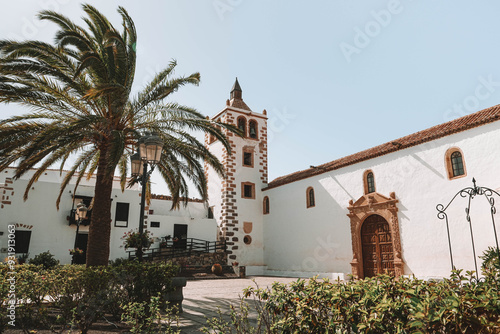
(361, 215, 395, 277)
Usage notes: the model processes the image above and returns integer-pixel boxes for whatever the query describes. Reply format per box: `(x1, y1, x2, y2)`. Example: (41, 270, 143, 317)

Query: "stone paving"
(176, 276, 300, 333)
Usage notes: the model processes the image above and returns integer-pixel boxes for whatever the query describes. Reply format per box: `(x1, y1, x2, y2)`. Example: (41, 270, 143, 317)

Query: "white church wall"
(263, 172, 353, 277)
(263, 120, 500, 279)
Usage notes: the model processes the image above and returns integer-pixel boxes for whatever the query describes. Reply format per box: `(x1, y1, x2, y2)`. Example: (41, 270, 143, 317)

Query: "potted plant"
(17, 253, 29, 264)
(69, 248, 84, 256)
(232, 261, 245, 278)
(160, 235, 171, 248)
(121, 229, 154, 257)
(69, 248, 85, 264)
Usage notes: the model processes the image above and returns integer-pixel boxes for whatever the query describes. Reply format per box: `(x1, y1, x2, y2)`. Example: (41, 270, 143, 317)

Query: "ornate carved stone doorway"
(361, 215, 394, 277)
(347, 192, 404, 279)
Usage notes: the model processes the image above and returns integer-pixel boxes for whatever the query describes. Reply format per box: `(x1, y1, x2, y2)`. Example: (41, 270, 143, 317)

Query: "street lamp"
(72, 202, 88, 264)
(131, 133, 164, 261)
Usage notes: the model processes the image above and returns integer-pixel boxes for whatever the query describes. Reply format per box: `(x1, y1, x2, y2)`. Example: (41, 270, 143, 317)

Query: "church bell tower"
(205, 78, 268, 270)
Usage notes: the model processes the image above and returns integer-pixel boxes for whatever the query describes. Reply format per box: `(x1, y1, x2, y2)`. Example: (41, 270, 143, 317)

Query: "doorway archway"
(361, 214, 394, 277)
(347, 192, 404, 279)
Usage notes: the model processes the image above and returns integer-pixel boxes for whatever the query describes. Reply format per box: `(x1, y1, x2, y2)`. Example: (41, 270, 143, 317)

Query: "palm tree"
(0, 4, 234, 266)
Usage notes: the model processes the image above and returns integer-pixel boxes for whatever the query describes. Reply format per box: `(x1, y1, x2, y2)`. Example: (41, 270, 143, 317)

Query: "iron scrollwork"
(436, 178, 500, 280)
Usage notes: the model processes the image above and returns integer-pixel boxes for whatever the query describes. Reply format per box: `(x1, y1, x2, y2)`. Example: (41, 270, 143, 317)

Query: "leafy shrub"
(0, 262, 179, 332)
(0, 264, 12, 333)
(121, 294, 181, 334)
(481, 246, 500, 272)
(28, 251, 59, 269)
(109, 257, 134, 266)
(204, 270, 500, 333)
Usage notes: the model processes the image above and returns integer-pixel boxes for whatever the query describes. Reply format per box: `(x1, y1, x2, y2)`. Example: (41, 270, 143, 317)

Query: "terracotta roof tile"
(229, 98, 252, 111)
(151, 194, 204, 203)
(265, 104, 500, 190)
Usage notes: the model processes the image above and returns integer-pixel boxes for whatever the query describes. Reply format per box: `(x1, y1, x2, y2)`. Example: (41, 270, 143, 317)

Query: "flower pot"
(211, 263, 223, 275)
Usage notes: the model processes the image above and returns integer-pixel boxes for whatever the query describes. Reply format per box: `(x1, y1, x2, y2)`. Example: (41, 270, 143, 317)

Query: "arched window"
(306, 187, 315, 208)
(249, 120, 258, 139)
(263, 196, 270, 214)
(363, 170, 376, 194)
(451, 152, 464, 176)
(237, 117, 246, 137)
(445, 147, 467, 179)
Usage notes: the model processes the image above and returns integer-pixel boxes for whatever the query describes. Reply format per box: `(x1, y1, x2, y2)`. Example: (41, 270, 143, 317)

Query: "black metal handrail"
(127, 238, 226, 261)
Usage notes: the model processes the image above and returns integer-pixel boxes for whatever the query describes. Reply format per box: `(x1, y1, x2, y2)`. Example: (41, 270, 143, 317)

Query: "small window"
(445, 147, 467, 180)
(363, 170, 376, 194)
(241, 182, 255, 199)
(15, 230, 32, 254)
(244, 185, 253, 198)
(243, 151, 253, 167)
(115, 202, 130, 227)
(150, 221, 160, 228)
(263, 196, 270, 214)
(249, 120, 258, 139)
(237, 117, 247, 137)
(306, 187, 315, 208)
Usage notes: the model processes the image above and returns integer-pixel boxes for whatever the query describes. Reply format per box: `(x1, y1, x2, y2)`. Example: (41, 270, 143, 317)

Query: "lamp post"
(131, 133, 164, 261)
(72, 202, 88, 264)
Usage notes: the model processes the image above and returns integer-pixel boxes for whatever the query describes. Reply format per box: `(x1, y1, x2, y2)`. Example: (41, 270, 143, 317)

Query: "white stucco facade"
(262, 121, 500, 279)
(0, 168, 217, 264)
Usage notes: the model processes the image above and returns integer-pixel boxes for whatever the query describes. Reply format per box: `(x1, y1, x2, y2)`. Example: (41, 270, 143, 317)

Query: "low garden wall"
(165, 251, 227, 267)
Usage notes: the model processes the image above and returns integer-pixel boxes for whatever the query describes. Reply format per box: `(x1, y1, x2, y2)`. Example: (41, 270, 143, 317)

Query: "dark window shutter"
(15, 231, 32, 254)
(115, 202, 130, 222)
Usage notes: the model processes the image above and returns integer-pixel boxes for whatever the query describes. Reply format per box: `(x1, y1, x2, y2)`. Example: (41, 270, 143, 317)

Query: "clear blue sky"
(2, 1, 500, 195)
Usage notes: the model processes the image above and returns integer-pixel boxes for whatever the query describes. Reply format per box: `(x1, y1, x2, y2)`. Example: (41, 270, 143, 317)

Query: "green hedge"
(205, 270, 500, 333)
(0, 261, 178, 333)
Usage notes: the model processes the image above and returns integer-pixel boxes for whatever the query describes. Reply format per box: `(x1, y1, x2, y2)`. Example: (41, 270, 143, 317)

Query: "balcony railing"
(127, 238, 226, 261)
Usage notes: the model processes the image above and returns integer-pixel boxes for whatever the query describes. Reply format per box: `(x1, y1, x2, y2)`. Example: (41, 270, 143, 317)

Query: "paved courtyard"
(177, 276, 300, 333)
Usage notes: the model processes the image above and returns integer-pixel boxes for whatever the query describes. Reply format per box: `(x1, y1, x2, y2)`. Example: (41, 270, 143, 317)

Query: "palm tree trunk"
(86, 143, 113, 266)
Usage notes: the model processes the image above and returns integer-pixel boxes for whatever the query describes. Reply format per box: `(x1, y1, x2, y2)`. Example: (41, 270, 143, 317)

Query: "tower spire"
(230, 77, 242, 100)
